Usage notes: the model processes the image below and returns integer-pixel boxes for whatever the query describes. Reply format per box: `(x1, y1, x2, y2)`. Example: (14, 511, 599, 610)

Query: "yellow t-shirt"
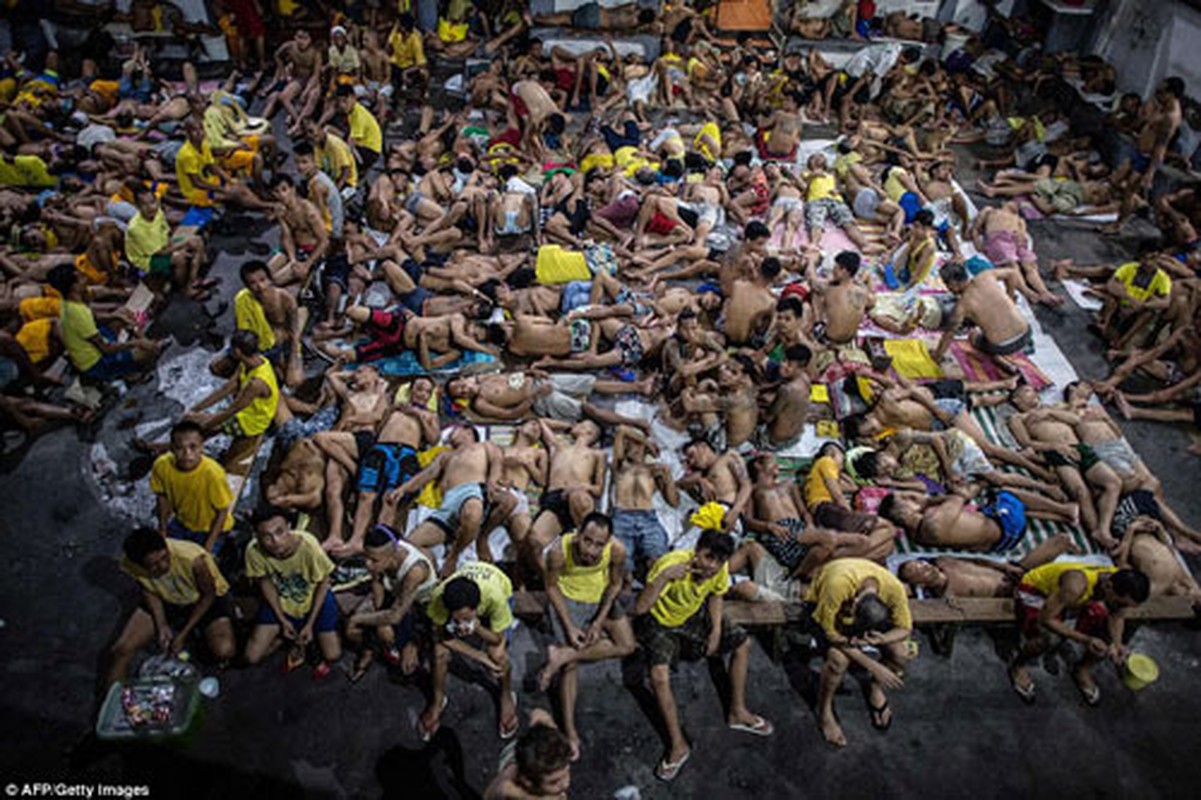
(426, 561, 514, 633)
(234, 357, 280, 437)
(149, 453, 234, 534)
(60, 299, 102, 372)
(233, 288, 277, 351)
(557, 533, 612, 604)
(646, 549, 730, 628)
(120, 539, 230, 606)
(806, 171, 840, 202)
(347, 102, 383, 154)
(244, 530, 334, 618)
(202, 104, 242, 152)
(805, 558, 913, 637)
(317, 133, 359, 188)
(1113, 262, 1171, 305)
(388, 29, 426, 69)
(803, 456, 839, 509)
(175, 140, 217, 204)
(0, 154, 56, 188)
(883, 167, 912, 202)
(1020, 562, 1115, 606)
(833, 151, 862, 178)
(125, 209, 171, 272)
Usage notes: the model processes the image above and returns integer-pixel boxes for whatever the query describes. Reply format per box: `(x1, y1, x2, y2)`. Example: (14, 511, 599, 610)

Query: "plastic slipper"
(348, 651, 374, 684)
(654, 748, 691, 782)
(499, 691, 519, 740)
(728, 716, 774, 737)
(1009, 664, 1036, 705)
(1073, 672, 1101, 707)
(417, 695, 449, 743)
(312, 661, 333, 682)
(867, 700, 892, 732)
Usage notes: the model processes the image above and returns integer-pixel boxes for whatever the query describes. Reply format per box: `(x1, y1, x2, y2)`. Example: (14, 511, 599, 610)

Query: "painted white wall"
(1092, 0, 1201, 98)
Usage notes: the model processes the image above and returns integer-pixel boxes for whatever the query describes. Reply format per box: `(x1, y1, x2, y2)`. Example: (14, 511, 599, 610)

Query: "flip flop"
(867, 699, 892, 732)
(654, 748, 691, 782)
(417, 695, 449, 743)
(499, 691, 519, 740)
(1009, 664, 1036, 705)
(348, 651, 374, 684)
(1072, 672, 1101, 707)
(728, 716, 774, 737)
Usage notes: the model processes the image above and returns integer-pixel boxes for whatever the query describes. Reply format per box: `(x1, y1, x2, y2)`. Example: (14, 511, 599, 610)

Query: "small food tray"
(95, 676, 201, 740)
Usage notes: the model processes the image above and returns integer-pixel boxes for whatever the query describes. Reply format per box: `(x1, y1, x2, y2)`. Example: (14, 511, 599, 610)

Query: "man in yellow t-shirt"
(539, 513, 635, 759)
(243, 506, 341, 679)
(805, 557, 914, 748)
(387, 13, 428, 99)
(187, 329, 278, 445)
(633, 530, 774, 782)
(151, 420, 234, 554)
(175, 120, 274, 211)
(419, 560, 518, 742)
(106, 527, 235, 685)
(306, 122, 358, 190)
(47, 263, 161, 383)
(336, 85, 382, 170)
(126, 188, 207, 296)
(1099, 247, 1173, 347)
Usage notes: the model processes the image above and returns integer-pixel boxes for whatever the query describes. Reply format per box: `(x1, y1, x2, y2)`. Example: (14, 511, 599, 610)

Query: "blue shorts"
(428, 482, 486, 534)
(899, 191, 924, 223)
(931, 397, 966, 430)
(612, 509, 669, 566)
(983, 490, 1028, 553)
(255, 589, 339, 634)
(357, 442, 420, 494)
(84, 348, 138, 382)
(166, 518, 226, 556)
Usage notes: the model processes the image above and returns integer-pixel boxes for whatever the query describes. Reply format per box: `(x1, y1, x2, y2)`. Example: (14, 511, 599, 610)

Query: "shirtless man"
(932, 261, 1032, 372)
(678, 439, 752, 534)
(683, 356, 761, 450)
(762, 344, 813, 450)
(312, 366, 392, 553)
(610, 425, 679, 579)
(213, 260, 304, 387)
(760, 99, 804, 160)
(265, 438, 327, 513)
(723, 257, 780, 347)
(526, 420, 608, 570)
(534, 317, 671, 374)
(972, 202, 1062, 307)
(880, 488, 1077, 553)
(500, 420, 548, 549)
(920, 160, 970, 255)
(898, 534, 1077, 598)
(268, 175, 329, 286)
(393, 425, 509, 578)
(337, 378, 441, 558)
(1103, 77, 1185, 236)
(261, 30, 323, 131)
(509, 79, 568, 158)
(1009, 384, 1124, 549)
(1117, 516, 1201, 603)
(811, 251, 872, 346)
(446, 371, 652, 431)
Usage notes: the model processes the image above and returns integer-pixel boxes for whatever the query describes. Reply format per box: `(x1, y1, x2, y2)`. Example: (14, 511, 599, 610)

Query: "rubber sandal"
(1009, 664, 1036, 705)
(312, 661, 333, 682)
(1073, 671, 1101, 707)
(867, 700, 892, 731)
(499, 691, 519, 740)
(728, 716, 774, 736)
(654, 748, 691, 782)
(348, 651, 374, 684)
(417, 695, 449, 743)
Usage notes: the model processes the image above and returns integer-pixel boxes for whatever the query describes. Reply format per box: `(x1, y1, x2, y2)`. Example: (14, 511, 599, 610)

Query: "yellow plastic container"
(1122, 653, 1160, 691)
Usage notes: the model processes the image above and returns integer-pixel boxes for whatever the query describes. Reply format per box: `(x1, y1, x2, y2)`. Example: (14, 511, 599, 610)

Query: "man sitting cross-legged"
(538, 512, 636, 761)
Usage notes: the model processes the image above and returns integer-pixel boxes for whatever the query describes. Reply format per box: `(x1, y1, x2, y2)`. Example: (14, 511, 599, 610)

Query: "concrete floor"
(1, 134, 1200, 799)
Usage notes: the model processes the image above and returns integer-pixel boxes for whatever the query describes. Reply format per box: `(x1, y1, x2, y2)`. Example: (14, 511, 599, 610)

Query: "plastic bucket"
(1122, 653, 1159, 691)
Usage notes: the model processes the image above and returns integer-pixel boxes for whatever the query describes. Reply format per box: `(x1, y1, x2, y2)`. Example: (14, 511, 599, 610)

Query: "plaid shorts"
(634, 606, 747, 667)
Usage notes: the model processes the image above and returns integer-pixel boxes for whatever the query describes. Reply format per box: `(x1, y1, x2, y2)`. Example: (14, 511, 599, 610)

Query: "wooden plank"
(513, 590, 549, 618)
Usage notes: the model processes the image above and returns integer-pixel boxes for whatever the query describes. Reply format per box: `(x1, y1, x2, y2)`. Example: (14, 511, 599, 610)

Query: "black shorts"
(634, 606, 747, 667)
(678, 206, 699, 229)
(148, 593, 233, 635)
(354, 430, 377, 456)
(323, 253, 352, 293)
(536, 488, 574, 530)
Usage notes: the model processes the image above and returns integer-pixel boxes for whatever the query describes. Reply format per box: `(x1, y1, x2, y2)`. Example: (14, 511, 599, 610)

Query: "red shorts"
(1015, 585, 1109, 638)
(509, 89, 529, 119)
(757, 130, 798, 161)
(555, 68, 577, 92)
(648, 211, 678, 236)
(355, 309, 406, 363)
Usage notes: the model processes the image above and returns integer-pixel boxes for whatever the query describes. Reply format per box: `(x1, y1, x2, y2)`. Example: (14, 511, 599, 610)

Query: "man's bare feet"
(539, 644, 571, 692)
(322, 536, 347, 555)
(975, 178, 996, 198)
(819, 712, 846, 747)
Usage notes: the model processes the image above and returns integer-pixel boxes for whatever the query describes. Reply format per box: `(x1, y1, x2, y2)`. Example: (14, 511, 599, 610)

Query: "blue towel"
(369, 349, 498, 378)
